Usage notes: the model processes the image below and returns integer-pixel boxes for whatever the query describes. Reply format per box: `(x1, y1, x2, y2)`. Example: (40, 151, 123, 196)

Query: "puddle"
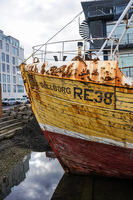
(1, 151, 64, 200)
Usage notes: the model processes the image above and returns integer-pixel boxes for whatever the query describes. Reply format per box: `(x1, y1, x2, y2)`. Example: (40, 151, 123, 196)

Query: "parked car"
(22, 95, 30, 103)
(2, 98, 8, 105)
(16, 98, 21, 104)
(16, 97, 27, 104)
(27, 98, 30, 103)
(5, 98, 16, 106)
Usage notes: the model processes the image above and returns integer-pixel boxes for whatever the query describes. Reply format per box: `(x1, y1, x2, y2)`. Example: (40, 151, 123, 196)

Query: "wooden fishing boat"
(20, 0, 133, 179)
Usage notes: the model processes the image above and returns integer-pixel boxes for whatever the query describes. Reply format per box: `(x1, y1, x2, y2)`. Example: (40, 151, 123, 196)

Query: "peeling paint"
(25, 58, 133, 87)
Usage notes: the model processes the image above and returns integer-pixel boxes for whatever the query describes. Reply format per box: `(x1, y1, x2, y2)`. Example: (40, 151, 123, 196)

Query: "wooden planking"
(32, 90, 133, 144)
(39, 92, 133, 125)
(34, 99, 124, 144)
(116, 87, 133, 94)
(32, 87, 133, 126)
(38, 101, 133, 143)
(39, 92, 132, 131)
(116, 87, 133, 112)
(116, 101, 133, 112)
(46, 130, 133, 179)
(116, 92, 133, 99)
(31, 87, 133, 130)
(34, 74, 115, 109)
(22, 71, 133, 144)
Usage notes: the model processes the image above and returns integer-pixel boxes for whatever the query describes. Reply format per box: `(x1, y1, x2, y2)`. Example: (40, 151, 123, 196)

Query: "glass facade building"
(81, 0, 133, 77)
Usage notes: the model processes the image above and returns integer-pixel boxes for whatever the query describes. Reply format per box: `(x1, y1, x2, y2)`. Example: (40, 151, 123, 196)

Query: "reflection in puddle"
(0, 154, 31, 200)
(2, 151, 64, 200)
(1, 151, 133, 200)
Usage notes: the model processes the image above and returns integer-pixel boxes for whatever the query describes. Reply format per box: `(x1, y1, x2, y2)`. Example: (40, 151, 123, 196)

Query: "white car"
(5, 98, 16, 106)
(2, 98, 8, 105)
(16, 97, 27, 104)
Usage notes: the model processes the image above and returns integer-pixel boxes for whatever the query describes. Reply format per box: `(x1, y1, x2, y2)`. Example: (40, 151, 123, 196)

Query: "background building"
(0, 30, 26, 99)
(80, 0, 133, 77)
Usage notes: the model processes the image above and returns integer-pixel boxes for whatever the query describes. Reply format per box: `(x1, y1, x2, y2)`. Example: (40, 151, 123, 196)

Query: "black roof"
(81, 0, 131, 7)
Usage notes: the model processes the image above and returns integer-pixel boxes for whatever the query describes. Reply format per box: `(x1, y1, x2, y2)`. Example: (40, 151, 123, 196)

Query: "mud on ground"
(0, 116, 52, 178)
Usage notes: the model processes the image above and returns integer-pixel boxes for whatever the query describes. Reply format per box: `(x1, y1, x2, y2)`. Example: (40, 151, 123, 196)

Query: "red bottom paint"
(43, 130, 133, 179)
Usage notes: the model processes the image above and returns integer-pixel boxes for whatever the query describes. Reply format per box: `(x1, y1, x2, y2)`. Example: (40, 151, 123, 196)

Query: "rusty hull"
(25, 58, 133, 87)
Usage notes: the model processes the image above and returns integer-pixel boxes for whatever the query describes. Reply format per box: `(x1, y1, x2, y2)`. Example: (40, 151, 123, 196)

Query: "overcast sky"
(0, 0, 91, 61)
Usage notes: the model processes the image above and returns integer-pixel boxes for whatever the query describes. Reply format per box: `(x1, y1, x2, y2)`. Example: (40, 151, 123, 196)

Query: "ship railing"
(32, 0, 133, 64)
(32, 36, 122, 63)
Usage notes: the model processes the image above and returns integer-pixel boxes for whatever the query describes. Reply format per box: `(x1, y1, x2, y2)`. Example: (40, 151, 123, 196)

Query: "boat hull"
(20, 61, 133, 179)
(42, 126, 133, 179)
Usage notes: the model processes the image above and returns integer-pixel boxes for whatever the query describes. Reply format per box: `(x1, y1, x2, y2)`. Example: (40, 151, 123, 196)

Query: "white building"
(0, 30, 27, 99)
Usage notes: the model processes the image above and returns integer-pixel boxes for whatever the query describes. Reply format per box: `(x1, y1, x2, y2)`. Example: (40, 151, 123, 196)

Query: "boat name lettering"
(74, 87, 113, 105)
(39, 82, 71, 94)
